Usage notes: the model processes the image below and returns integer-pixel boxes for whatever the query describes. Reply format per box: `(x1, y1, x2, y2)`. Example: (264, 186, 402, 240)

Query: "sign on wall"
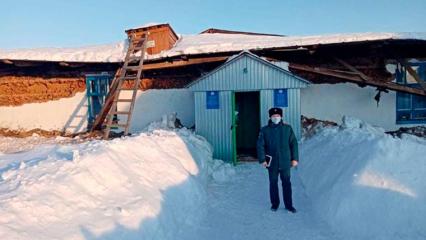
(206, 91, 219, 109)
(274, 89, 288, 107)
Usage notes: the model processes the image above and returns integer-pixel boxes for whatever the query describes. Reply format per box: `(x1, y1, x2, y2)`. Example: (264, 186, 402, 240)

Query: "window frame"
(395, 63, 426, 124)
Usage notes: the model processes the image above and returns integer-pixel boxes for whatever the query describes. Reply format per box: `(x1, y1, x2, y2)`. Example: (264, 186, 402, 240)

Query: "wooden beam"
(399, 60, 426, 91)
(290, 63, 426, 96)
(334, 58, 371, 81)
(143, 56, 228, 70)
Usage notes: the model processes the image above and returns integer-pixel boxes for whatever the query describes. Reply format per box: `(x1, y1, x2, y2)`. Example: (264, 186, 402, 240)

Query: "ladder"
(90, 34, 148, 139)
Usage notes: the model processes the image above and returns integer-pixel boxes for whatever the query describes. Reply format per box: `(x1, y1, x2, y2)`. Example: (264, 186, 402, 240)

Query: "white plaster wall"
(301, 83, 426, 131)
(0, 92, 89, 133)
(0, 89, 195, 134)
(3, 83, 423, 134)
(126, 89, 195, 132)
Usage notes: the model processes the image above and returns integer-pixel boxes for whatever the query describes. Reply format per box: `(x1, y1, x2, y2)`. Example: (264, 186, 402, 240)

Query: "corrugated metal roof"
(187, 51, 310, 91)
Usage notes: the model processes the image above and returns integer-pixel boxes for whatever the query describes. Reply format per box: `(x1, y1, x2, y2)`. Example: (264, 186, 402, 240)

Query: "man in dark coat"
(257, 107, 299, 213)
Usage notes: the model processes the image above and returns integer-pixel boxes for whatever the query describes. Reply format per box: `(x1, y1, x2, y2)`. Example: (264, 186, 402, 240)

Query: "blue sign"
(206, 91, 219, 109)
(274, 89, 288, 107)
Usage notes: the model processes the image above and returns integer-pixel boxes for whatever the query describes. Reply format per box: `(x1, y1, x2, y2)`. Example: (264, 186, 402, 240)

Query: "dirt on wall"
(0, 75, 193, 107)
(0, 128, 64, 138)
(0, 76, 86, 106)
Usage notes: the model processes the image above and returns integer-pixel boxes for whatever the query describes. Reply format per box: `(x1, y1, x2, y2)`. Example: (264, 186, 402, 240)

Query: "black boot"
(271, 205, 279, 212)
(285, 206, 297, 213)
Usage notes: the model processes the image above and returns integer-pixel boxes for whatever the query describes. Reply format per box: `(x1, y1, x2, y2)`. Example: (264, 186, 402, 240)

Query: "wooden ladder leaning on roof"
(89, 34, 148, 139)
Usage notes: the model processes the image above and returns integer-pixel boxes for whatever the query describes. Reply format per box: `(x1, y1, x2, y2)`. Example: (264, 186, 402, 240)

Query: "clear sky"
(1, 0, 425, 49)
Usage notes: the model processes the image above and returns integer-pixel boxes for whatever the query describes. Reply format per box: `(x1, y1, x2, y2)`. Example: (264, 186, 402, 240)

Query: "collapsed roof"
(1, 31, 425, 63)
(1, 23, 426, 96)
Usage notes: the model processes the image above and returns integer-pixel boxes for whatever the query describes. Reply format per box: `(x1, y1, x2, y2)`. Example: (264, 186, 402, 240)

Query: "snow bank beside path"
(300, 116, 426, 240)
(0, 126, 224, 240)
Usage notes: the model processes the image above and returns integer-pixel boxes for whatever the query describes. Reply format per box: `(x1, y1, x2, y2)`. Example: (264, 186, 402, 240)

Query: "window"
(274, 89, 288, 107)
(206, 91, 219, 109)
(86, 73, 113, 126)
(396, 63, 426, 124)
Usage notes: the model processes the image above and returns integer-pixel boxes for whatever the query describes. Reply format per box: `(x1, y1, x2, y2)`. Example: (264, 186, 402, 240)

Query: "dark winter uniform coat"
(257, 120, 299, 177)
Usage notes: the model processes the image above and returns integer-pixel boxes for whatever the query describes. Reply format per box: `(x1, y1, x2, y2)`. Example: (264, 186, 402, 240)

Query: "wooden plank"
(110, 111, 131, 115)
(334, 58, 371, 81)
(143, 56, 228, 70)
(290, 63, 426, 96)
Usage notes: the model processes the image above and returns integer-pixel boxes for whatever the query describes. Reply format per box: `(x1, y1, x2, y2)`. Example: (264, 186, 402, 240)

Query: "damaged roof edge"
(200, 28, 285, 37)
(1, 32, 426, 63)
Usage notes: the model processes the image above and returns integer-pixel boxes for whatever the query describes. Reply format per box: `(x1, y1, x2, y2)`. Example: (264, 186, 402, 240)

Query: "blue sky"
(1, 0, 425, 49)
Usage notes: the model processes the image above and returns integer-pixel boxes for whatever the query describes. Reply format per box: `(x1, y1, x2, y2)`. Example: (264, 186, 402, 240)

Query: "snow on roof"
(155, 32, 426, 58)
(0, 41, 128, 63)
(125, 22, 168, 32)
(1, 32, 426, 63)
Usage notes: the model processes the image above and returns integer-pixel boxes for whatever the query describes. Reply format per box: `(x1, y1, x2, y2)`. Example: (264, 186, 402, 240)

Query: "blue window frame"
(396, 63, 426, 124)
(274, 89, 288, 107)
(86, 73, 113, 126)
(206, 91, 219, 109)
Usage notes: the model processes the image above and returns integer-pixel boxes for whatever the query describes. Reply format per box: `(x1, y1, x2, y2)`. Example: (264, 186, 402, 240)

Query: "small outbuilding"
(187, 51, 310, 164)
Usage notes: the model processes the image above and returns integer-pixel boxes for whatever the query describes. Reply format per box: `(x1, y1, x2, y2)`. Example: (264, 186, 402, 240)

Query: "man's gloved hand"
(291, 160, 298, 168)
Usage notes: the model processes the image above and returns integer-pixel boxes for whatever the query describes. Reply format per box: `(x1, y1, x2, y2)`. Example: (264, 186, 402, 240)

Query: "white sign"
(147, 40, 155, 48)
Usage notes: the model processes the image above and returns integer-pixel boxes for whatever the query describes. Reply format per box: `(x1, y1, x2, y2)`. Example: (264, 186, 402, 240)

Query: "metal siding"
(194, 91, 233, 162)
(260, 90, 274, 127)
(191, 53, 307, 163)
(260, 89, 302, 140)
(287, 89, 302, 140)
(190, 54, 308, 92)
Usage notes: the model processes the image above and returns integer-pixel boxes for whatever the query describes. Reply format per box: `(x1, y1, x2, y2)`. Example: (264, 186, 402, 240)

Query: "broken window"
(396, 63, 426, 124)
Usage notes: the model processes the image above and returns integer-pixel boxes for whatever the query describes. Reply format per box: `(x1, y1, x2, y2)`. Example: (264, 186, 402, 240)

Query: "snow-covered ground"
(300, 116, 426, 240)
(0, 123, 221, 240)
(177, 163, 340, 240)
(0, 117, 425, 240)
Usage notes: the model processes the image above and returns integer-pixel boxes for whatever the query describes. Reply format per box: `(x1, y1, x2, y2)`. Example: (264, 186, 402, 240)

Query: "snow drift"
(300, 116, 426, 240)
(0, 124, 230, 240)
(1, 115, 425, 240)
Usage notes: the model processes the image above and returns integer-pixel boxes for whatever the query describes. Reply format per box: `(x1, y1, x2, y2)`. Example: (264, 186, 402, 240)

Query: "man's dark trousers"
(268, 168, 293, 208)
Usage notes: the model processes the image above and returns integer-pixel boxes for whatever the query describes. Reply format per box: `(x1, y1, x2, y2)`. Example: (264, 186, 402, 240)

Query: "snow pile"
(144, 120, 236, 184)
(300, 116, 426, 240)
(0, 125, 232, 240)
(126, 22, 167, 31)
(1, 32, 425, 62)
(0, 134, 73, 154)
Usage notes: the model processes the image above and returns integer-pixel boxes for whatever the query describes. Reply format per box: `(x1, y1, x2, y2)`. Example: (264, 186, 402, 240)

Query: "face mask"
(271, 116, 281, 124)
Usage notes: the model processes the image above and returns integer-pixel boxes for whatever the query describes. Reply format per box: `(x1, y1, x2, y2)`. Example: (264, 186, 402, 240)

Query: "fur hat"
(268, 107, 283, 117)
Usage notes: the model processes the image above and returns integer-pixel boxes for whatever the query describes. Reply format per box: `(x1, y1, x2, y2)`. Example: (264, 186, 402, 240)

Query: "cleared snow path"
(178, 163, 341, 240)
